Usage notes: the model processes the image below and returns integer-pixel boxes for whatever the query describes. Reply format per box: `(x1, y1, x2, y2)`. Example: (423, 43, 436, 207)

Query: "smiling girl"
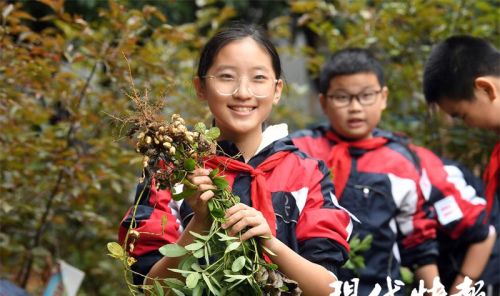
(119, 23, 351, 295)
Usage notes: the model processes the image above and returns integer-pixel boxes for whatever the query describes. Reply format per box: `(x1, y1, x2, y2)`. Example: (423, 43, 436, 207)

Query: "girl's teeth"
(232, 107, 253, 111)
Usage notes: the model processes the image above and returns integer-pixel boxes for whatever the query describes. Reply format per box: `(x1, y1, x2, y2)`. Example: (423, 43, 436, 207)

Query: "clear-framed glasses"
(326, 89, 383, 107)
(203, 74, 278, 98)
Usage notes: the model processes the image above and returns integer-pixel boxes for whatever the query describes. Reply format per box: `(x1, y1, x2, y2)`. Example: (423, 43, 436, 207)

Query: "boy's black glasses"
(326, 89, 383, 107)
(203, 75, 278, 99)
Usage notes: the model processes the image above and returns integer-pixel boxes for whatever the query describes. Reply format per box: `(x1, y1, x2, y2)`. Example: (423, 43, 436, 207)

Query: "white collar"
(255, 123, 289, 155)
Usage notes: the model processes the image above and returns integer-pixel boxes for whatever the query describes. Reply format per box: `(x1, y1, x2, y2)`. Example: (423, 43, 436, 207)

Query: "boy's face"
(437, 76, 500, 133)
(320, 72, 387, 141)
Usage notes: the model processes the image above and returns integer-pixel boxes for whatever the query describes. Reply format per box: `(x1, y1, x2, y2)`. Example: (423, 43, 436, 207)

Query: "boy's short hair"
(423, 35, 500, 104)
(318, 48, 385, 94)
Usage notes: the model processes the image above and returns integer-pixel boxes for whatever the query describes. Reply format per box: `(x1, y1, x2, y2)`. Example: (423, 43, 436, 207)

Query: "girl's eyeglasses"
(204, 75, 278, 98)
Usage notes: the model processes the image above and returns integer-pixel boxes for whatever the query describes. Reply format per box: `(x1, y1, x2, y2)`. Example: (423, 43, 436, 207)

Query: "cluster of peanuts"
(256, 267, 302, 296)
(133, 114, 216, 188)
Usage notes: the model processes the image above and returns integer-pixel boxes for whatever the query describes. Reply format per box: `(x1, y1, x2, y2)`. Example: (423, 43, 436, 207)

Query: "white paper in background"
(59, 260, 85, 296)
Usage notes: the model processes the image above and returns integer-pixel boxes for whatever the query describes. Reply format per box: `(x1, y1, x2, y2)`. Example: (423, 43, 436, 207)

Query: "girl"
(119, 23, 351, 295)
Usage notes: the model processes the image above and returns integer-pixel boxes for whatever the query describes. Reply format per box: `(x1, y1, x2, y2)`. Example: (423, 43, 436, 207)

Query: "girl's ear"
(193, 76, 207, 101)
(272, 79, 284, 105)
(475, 77, 498, 102)
(380, 86, 389, 110)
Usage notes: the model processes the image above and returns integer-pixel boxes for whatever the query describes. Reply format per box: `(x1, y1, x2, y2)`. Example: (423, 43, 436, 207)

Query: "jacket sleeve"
(414, 146, 489, 243)
(441, 159, 491, 242)
(118, 180, 181, 285)
(389, 165, 439, 269)
(295, 158, 352, 274)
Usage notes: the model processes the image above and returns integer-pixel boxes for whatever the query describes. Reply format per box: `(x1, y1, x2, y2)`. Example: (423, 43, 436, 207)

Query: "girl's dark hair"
(197, 22, 282, 80)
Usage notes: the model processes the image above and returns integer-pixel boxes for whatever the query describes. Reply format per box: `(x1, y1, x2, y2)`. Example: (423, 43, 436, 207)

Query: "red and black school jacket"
(432, 158, 499, 288)
(291, 124, 438, 293)
(411, 146, 490, 242)
(118, 137, 352, 285)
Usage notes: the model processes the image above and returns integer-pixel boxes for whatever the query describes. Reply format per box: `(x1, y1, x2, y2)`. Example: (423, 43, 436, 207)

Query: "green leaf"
(164, 278, 185, 290)
(169, 268, 195, 275)
(153, 280, 165, 296)
(189, 231, 209, 241)
(231, 256, 246, 272)
(343, 260, 354, 270)
(212, 176, 228, 190)
(263, 263, 278, 270)
(179, 256, 197, 271)
(225, 241, 241, 254)
(400, 267, 414, 285)
(106, 242, 125, 259)
(351, 255, 365, 269)
(204, 245, 209, 266)
(205, 127, 220, 140)
(172, 187, 197, 201)
(194, 122, 207, 134)
(216, 232, 238, 241)
(209, 168, 219, 178)
(170, 288, 185, 296)
(191, 263, 203, 272)
(228, 278, 247, 290)
(210, 207, 225, 219)
(193, 285, 203, 296)
(185, 242, 204, 251)
(208, 199, 215, 212)
(159, 244, 188, 257)
(358, 234, 373, 252)
(193, 248, 204, 258)
(184, 158, 196, 171)
(186, 272, 201, 289)
(232, 195, 240, 203)
(202, 273, 220, 296)
(211, 276, 221, 289)
(224, 274, 248, 282)
(261, 245, 276, 257)
(280, 284, 289, 292)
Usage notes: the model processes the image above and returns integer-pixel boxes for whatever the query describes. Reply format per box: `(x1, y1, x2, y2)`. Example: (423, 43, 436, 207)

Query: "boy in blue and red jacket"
(291, 48, 493, 294)
(423, 35, 500, 295)
(411, 146, 496, 293)
(291, 48, 438, 294)
(428, 156, 499, 295)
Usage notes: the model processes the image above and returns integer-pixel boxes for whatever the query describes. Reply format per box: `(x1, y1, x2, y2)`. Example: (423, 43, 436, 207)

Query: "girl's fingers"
(192, 168, 211, 176)
(227, 216, 260, 235)
(188, 168, 212, 184)
(197, 184, 216, 191)
(225, 203, 249, 217)
(222, 208, 252, 229)
(240, 225, 267, 242)
(190, 175, 213, 186)
(199, 190, 214, 201)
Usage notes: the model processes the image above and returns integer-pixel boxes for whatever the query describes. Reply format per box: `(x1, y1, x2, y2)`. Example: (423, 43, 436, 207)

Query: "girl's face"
(195, 37, 283, 142)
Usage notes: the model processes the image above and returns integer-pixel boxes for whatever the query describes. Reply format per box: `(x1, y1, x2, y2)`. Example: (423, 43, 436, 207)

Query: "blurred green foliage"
(0, 0, 498, 295)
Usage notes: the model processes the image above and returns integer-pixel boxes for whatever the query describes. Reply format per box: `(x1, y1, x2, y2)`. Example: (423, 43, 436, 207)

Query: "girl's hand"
(185, 168, 216, 221)
(221, 203, 272, 242)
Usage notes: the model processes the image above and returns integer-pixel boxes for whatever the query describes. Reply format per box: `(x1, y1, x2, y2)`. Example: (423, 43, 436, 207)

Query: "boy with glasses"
(290, 48, 492, 294)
